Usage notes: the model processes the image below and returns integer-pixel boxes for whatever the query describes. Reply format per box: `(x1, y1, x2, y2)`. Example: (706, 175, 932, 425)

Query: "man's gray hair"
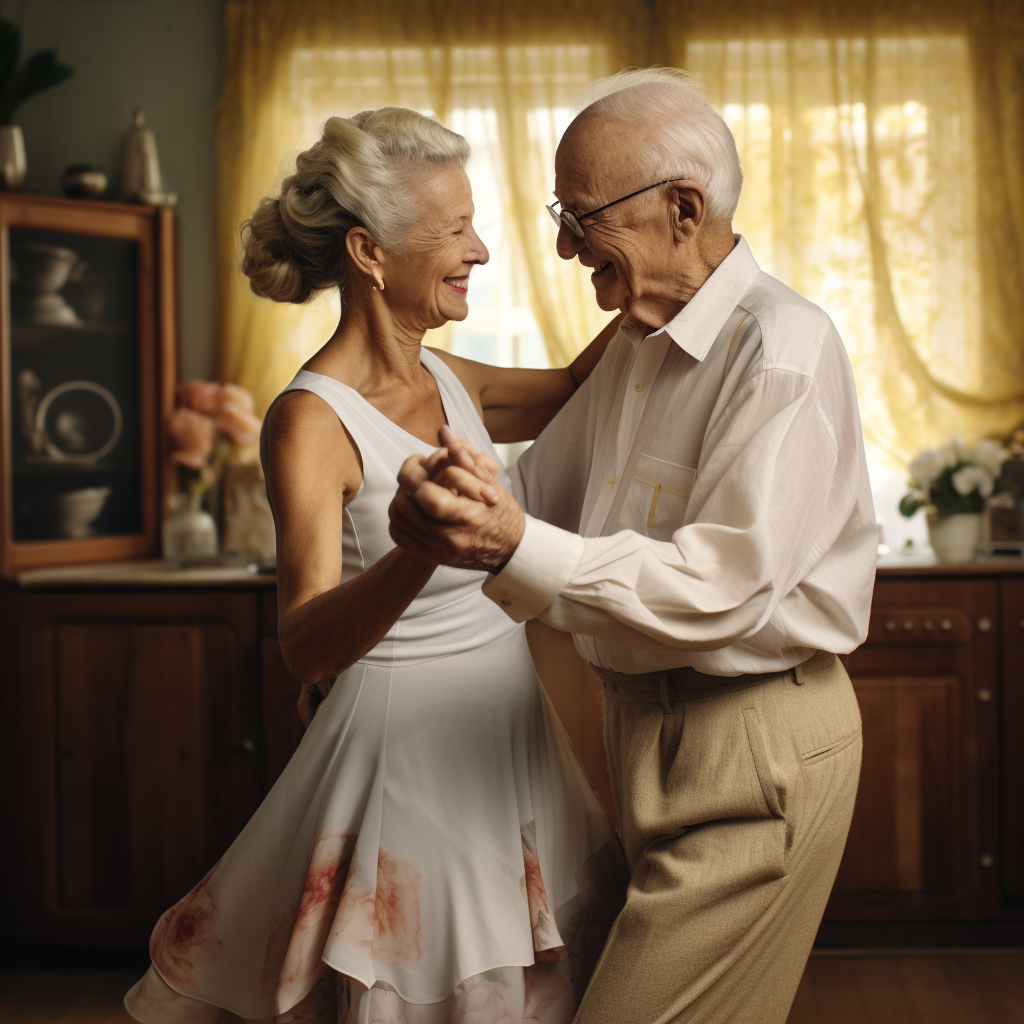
(573, 68, 743, 221)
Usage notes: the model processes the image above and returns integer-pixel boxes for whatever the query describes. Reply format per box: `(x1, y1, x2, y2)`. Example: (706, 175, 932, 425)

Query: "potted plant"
(899, 437, 1009, 562)
(165, 380, 262, 563)
(0, 18, 73, 190)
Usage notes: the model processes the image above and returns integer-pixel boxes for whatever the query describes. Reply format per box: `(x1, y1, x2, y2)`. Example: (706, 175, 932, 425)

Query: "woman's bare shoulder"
(264, 389, 361, 498)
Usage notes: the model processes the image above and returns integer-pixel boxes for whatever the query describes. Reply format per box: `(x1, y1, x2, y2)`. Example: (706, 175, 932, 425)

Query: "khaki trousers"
(575, 653, 862, 1024)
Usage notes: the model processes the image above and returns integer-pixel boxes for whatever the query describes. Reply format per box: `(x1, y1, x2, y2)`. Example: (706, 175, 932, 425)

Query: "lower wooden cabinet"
(3, 568, 1023, 949)
(2, 588, 263, 946)
(1002, 578, 1024, 899)
(826, 578, 1001, 922)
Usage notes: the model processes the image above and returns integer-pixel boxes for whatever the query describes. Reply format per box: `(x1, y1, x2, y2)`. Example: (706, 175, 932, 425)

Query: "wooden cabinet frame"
(0, 195, 178, 576)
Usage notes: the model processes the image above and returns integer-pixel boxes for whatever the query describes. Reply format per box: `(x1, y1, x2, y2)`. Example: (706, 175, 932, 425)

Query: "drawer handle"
(977, 688, 993, 703)
(941, 619, 953, 632)
(980, 853, 995, 869)
(885, 620, 896, 632)
(238, 738, 257, 754)
(977, 617, 992, 633)
(902, 620, 914, 631)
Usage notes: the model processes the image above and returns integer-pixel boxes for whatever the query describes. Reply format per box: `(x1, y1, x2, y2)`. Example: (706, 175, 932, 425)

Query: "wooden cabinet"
(1002, 578, 1024, 898)
(826, 577, 1001, 922)
(4, 566, 1024, 951)
(2, 587, 262, 946)
(0, 195, 178, 575)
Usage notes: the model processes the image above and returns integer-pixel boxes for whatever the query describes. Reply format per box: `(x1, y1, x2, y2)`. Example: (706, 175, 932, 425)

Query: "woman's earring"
(373, 271, 385, 292)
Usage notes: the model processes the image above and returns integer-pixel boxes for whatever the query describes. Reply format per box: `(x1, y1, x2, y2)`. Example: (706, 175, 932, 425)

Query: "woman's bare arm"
(265, 391, 437, 689)
(431, 312, 623, 443)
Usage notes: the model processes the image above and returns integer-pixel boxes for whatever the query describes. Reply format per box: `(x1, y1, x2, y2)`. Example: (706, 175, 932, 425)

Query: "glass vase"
(162, 491, 218, 563)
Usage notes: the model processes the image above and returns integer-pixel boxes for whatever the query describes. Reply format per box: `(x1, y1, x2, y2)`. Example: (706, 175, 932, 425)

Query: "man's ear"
(346, 226, 385, 285)
(669, 182, 707, 242)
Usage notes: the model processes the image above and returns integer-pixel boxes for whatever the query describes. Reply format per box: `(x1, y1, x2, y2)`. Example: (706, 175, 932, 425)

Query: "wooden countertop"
(9, 552, 1024, 590)
(876, 554, 1024, 575)
(13, 559, 277, 589)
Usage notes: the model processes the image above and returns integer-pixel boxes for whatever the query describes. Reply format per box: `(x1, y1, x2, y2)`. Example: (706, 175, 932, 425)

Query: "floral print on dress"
(333, 846, 423, 967)
(149, 859, 223, 993)
(262, 831, 356, 1004)
(520, 821, 562, 963)
(372, 848, 423, 965)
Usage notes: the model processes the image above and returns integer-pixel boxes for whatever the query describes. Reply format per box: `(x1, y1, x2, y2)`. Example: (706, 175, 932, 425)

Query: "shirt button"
(634, 380, 644, 392)
(608, 472, 616, 487)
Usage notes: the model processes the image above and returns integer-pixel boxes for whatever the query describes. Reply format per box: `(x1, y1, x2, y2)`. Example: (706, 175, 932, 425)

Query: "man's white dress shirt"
(483, 236, 877, 676)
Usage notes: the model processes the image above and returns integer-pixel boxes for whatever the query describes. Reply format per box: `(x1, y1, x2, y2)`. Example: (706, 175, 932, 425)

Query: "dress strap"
(419, 348, 497, 456)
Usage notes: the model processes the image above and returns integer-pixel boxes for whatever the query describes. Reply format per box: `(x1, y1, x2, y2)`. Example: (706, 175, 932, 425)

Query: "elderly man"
(389, 68, 876, 1023)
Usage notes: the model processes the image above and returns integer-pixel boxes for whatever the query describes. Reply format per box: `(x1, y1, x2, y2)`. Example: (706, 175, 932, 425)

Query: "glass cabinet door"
(8, 227, 143, 543)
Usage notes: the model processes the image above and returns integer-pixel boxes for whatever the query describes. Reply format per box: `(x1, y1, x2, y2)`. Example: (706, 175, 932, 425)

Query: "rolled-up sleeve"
(485, 367, 841, 652)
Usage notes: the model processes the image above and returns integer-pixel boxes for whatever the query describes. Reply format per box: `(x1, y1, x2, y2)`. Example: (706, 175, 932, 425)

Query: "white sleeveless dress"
(125, 349, 627, 1024)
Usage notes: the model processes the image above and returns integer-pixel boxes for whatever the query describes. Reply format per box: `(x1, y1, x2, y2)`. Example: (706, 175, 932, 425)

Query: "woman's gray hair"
(574, 68, 743, 221)
(241, 107, 471, 304)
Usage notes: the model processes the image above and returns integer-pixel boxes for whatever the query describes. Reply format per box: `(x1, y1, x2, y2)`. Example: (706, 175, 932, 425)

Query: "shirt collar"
(618, 235, 761, 359)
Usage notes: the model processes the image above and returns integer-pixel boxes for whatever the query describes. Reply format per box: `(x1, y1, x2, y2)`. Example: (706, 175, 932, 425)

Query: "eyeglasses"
(546, 177, 686, 238)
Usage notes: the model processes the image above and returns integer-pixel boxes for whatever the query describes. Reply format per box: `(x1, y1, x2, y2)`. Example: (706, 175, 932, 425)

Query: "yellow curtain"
(667, 0, 1024, 467)
(217, 0, 636, 415)
(218, 0, 1024, 469)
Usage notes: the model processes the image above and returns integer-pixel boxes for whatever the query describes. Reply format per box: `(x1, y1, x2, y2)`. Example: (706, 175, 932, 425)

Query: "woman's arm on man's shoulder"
(430, 312, 623, 443)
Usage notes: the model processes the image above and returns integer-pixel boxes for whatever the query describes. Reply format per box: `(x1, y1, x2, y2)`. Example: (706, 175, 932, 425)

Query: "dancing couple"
(127, 67, 874, 1024)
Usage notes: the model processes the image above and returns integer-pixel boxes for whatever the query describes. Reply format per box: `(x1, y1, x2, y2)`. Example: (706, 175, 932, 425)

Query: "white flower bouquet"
(899, 437, 1010, 518)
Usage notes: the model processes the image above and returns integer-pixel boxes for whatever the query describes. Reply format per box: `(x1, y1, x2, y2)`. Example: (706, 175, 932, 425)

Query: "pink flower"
(168, 407, 216, 469)
(221, 382, 255, 413)
(150, 861, 223, 992)
(262, 831, 355, 1000)
(176, 380, 223, 414)
(215, 390, 262, 447)
(521, 821, 562, 961)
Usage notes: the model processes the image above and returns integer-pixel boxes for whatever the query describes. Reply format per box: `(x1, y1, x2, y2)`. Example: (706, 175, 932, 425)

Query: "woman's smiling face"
(381, 165, 489, 331)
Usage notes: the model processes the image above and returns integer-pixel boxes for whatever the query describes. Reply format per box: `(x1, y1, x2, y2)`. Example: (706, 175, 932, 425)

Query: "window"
(685, 36, 979, 550)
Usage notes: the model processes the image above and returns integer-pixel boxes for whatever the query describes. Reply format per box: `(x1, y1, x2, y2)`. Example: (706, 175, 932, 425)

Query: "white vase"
(0, 125, 26, 190)
(163, 492, 218, 563)
(927, 512, 982, 564)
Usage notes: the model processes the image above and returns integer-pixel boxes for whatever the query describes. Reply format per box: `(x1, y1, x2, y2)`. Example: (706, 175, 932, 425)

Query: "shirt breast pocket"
(620, 455, 697, 540)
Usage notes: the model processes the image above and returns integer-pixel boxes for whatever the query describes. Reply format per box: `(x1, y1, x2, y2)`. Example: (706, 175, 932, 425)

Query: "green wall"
(3, 0, 225, 380)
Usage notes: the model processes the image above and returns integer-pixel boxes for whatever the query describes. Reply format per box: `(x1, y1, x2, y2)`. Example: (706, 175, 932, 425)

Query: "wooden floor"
(789, 951, 1024, 1024)
(2, 951, 1023, 1023)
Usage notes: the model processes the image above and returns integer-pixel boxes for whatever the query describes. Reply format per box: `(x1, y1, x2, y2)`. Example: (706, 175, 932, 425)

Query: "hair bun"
(241, 197, 313, 304)
(240, 108, 471, 306)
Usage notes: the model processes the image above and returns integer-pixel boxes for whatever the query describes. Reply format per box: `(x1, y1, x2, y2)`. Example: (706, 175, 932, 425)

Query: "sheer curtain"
(217, 0, 630, 415)
(217, 0, 1024, 478)
(679, 34, 1021, 469)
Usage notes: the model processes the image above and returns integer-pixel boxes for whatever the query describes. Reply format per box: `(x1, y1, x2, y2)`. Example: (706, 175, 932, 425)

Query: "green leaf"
(0, 19, 21, 99)
(1, 49, 73, 123)
(899, 494, 922, 518)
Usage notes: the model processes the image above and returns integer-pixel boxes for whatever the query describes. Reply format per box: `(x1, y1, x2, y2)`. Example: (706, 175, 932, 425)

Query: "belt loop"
(659, 674, 674, 713)
(793, 661, 805, 685)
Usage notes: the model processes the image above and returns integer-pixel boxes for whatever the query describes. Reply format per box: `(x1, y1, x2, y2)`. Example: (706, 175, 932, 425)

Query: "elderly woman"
(124, 108, 626, 1024)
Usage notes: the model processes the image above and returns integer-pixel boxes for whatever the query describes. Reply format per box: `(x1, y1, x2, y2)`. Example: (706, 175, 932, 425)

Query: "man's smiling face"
(552, 113, 677, 318)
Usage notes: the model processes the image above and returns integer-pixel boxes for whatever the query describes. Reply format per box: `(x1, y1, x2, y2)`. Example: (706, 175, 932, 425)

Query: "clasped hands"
(388, 425, 526, 573)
